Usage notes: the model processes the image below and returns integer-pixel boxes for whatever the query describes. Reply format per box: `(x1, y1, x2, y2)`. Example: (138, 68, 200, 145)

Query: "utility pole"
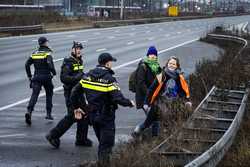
(120, 0, 124, 19)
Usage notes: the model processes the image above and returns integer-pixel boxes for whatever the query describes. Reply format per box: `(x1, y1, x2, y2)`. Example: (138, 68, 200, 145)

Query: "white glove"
(130, 100, 135, 107)
(143, 104, 150, 112)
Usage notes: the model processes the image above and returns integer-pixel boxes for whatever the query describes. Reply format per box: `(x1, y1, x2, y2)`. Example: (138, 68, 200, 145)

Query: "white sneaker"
(134, 125, 142, 134)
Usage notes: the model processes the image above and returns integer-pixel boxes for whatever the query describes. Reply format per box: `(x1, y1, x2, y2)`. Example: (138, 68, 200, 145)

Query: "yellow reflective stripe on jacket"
(31, 52, 50, 59)
(80, 79, 120, 92)
(80, 79, 113, 87)
(73, 65, 84, 71)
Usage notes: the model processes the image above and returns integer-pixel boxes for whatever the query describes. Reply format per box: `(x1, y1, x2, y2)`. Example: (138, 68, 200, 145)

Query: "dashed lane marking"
(96, 48, 107, 52)
(127, 41, 135, 45)
(0, 134, 26, 138)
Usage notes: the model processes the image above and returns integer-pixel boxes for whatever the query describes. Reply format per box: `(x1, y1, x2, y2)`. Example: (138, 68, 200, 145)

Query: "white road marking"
(96, 48, 107, 52)
(54, 58, 64, 62)
(32, 39, 37, 42)
(0, 86, 63, 111)
(80, 40, 88, 43)
(0, 133, 26, 138)
(146, 30, 151, 34)
(148, 37, 154, 40)
(177, 32, 182, 34)
(127, 41, 135, 45)
(165, 34, 170, 37)
(0, 38, 199, 112)
(66, 35, 76, 38)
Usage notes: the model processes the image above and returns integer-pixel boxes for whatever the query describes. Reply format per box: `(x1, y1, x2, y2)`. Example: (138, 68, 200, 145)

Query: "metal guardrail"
(207, 33, 248, 62)
(0, 24, 43, 34)
(185, 88, 249, 167)
(93, 13, 250, 28)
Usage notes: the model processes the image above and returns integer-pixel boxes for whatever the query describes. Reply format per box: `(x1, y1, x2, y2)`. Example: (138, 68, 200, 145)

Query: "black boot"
(25, 110, 32, 126)
(45, 110, 54, 120)
(75, 138, 93, 147)
(45, 133, 60, 149)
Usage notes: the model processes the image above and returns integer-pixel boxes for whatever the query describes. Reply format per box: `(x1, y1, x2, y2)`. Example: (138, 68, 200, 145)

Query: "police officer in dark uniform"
(25, 37, 56, 125)
(61, 41, 92, 146)
(45, 42, 92, 147)
(70, 53, 135, 166)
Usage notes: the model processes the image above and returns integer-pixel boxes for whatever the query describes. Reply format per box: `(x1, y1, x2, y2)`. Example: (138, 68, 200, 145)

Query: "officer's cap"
(72, 41, 83, 49)
(38, 37, 49, 45)
(98, 53, 117, 65)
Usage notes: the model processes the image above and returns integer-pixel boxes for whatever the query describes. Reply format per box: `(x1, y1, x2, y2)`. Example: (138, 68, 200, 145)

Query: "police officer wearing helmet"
(70, 53, 135, 166)
(45, 41, 92, 148)
(25, 37, 56, 125)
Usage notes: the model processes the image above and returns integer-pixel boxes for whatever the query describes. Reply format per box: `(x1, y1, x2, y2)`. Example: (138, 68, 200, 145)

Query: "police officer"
(70, 53, 135, 166)
(45, 42, 92, 147)
(48, 42, 92, 146)
(25, 37, 56, 125)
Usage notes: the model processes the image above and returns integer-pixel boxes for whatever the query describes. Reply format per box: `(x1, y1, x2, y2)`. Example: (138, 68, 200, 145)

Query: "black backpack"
(128, 62, 146, 93)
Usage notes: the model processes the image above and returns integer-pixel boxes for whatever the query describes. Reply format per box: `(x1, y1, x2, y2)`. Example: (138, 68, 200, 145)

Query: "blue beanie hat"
(147, 46, 158, 57)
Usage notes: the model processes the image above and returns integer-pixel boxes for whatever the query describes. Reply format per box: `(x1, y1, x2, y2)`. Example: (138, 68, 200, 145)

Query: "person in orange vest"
(133, 56, 192, 137)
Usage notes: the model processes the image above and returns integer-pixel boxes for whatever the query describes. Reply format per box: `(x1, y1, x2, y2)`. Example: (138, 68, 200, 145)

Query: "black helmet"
(72, 41, 83, 49)
(38, 37, 48, 45)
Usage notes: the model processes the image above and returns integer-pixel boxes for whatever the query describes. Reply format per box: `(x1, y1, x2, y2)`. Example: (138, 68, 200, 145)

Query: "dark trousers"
(49, 111, 89, 142)
(144, 104, 160, 129)
(27, 79, 53, 113)
(139, 104, 160, 136)
(91, 113, 115, 166)
(61, 87, 89, 142)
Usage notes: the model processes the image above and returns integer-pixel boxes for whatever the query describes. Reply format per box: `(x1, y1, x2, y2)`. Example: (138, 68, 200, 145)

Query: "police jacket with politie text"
(70, 65, 133, 121)
(60, 55, 84, 90)
(25, 46, 56, 80)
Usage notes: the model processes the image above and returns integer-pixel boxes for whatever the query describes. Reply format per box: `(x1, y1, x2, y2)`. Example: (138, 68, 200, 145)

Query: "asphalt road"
(0, 15, 249, 167)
